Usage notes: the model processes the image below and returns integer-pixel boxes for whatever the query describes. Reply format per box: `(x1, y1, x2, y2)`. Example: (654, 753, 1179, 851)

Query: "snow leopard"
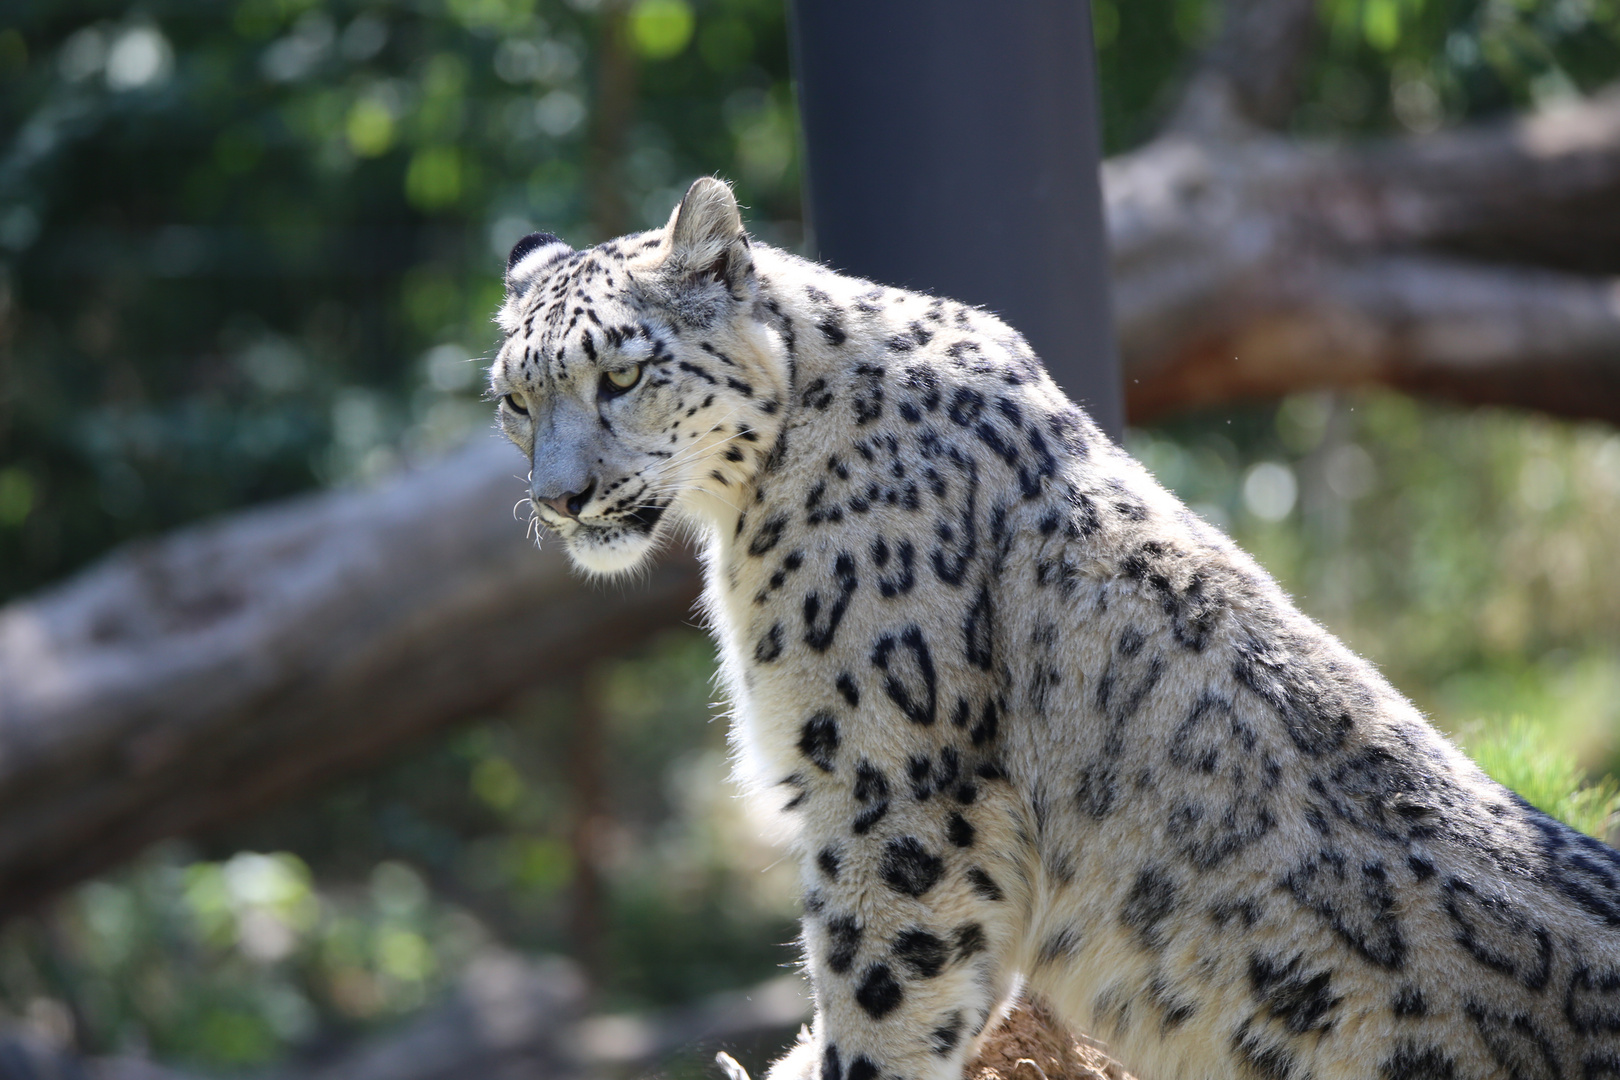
(488, 177, 1620, 1080)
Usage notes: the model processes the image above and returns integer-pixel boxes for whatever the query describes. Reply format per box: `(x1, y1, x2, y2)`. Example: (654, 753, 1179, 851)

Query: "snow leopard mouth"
(550, 498, 672, 575)
(535, 497, 668, 538)
(623, 500, 669, 533)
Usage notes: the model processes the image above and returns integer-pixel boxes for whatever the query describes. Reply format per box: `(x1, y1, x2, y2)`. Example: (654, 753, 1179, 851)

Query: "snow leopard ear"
(505, 231, 572, 294)
(666, 177, 751, 295)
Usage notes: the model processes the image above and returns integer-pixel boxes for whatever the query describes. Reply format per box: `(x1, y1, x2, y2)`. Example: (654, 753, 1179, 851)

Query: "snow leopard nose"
(536, 481, 595, 520)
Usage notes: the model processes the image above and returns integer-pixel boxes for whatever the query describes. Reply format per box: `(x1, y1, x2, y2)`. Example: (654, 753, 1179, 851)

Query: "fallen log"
(0, 436, 700, 916)
(1110, 86, 1620, 423)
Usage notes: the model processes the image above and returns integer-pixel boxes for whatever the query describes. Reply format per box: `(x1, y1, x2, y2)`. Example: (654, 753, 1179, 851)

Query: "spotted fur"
(490, 178, 1620, 1080)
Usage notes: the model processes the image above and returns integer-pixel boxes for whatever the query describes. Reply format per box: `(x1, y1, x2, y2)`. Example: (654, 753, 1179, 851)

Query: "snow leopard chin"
(556, 509, 667, 577)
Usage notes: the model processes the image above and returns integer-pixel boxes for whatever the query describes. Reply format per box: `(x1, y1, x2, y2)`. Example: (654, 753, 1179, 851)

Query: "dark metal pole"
(786, 0, 1125, 440)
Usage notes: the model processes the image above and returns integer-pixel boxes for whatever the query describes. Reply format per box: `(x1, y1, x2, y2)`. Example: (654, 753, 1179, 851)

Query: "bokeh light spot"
(628, 0, 694, 60)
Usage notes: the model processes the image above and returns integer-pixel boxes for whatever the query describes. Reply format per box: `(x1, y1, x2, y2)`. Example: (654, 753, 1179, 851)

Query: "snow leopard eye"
(601, 364, 642, 395)
(504, 391, 530, 416)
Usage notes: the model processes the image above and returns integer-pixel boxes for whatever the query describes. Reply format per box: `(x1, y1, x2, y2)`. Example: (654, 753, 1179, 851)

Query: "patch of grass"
(1464, 717, 1620, 840)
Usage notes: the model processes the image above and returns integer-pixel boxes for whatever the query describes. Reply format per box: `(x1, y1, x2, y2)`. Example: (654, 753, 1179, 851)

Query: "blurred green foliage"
(1, 850, 479, 1065)
(0, 0, 798, 602)
(2, 0, 1620, 1071)
(1092, 0, 1620, 149)
(1301, 0, 1620, 137)
(0, 630, 800, 1068)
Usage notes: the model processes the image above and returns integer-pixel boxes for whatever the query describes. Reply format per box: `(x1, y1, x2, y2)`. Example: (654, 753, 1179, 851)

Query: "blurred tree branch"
(0, 438, 700, 918)
(1115, 84, 1620, 423)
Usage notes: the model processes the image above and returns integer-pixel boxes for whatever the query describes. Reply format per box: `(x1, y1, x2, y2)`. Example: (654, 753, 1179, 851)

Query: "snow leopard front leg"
(761, 760, 1026, 1080)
